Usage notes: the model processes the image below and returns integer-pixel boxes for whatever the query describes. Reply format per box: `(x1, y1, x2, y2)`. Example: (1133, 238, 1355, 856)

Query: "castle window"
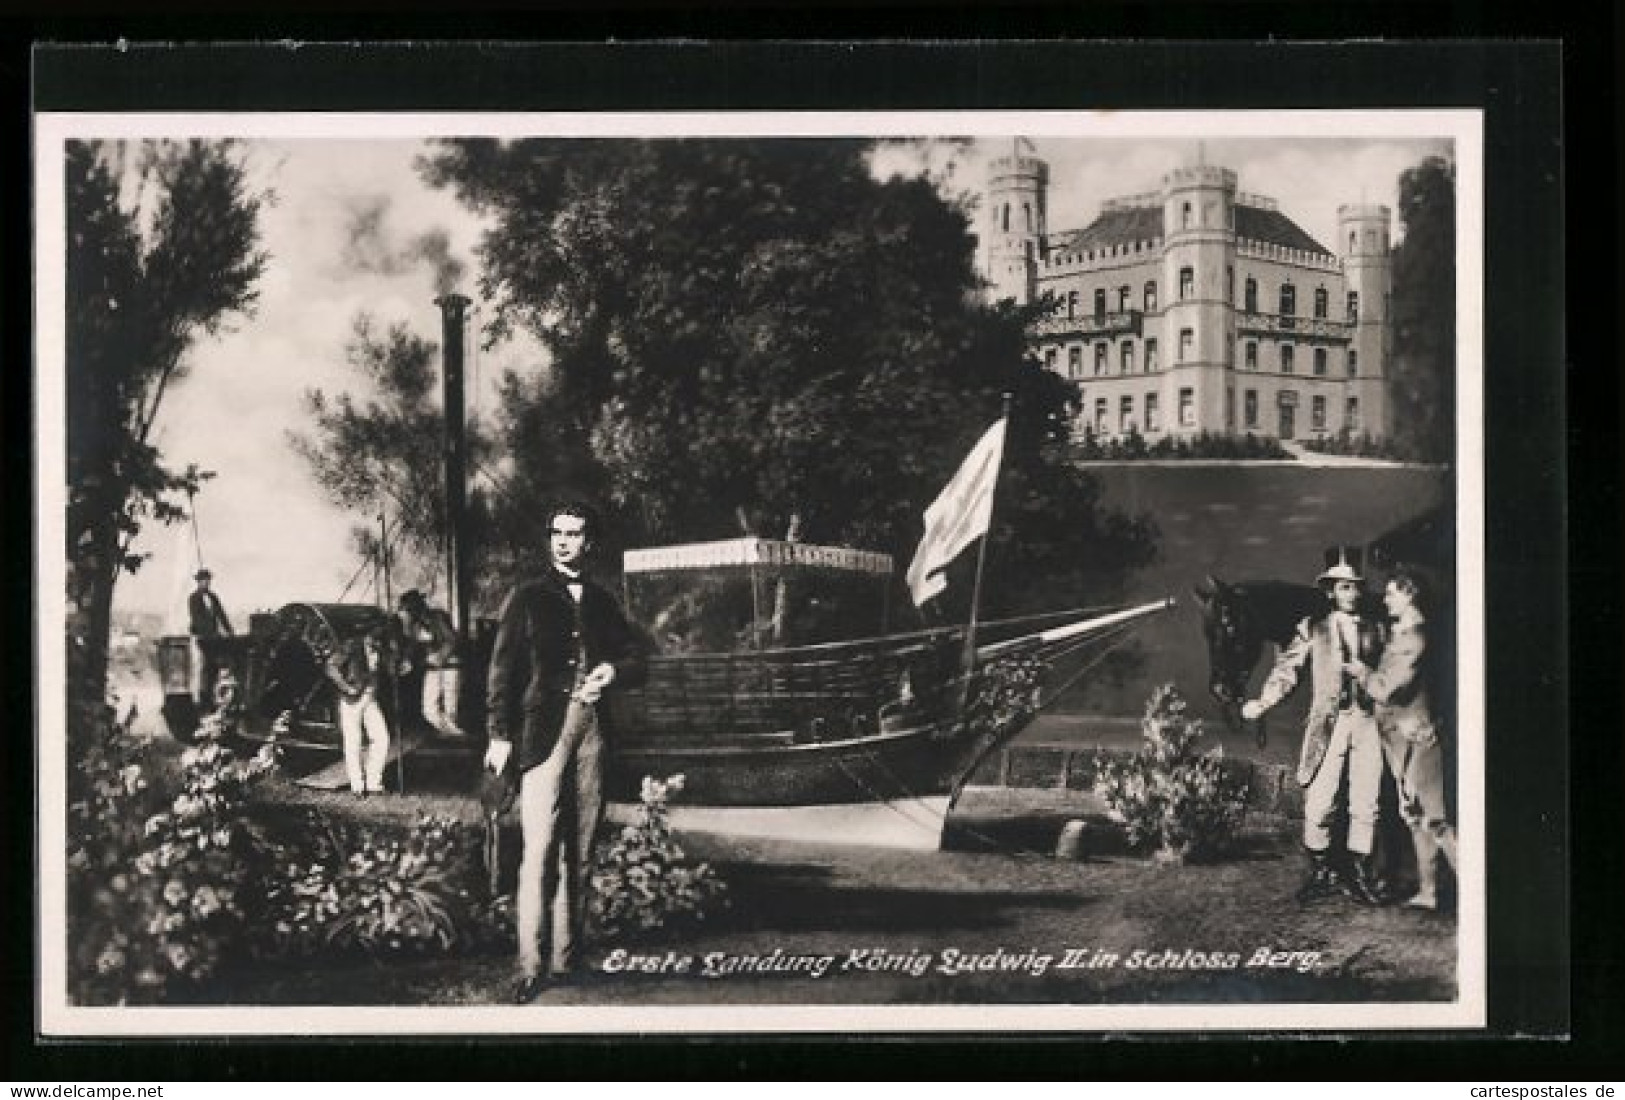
(1311, 395, 1327, 432)
(1279, 283, 1296, 316)
(1227, 265, 1235, 304)
(1244, 277, 1258, 313)
(1179, 267, 1194, 301)
(1178, 328, 1194, 362)
(1118, 285, 1132, 312)
(1145, 338, 1159, 372)
(1067, 346, 1082, 380)
(1067, 291, 1078, 319)
(1244, 389, 1258, 429)
(1095, 398, 1108, 433)
(1348, 349, 1359, 377)
(1095, 342, 1108, 376)
(1145, 393, 1160, 432)
(1346, 396, 1361, 430)
(1347, 291, 1359, 321)
(1001, 204, 1010, 233)
(1144, 280, 1158, 312)
(1121, 341, 1135, 374)
(1245, 340, 1258, 371)
(1094, 289, 1106, 321)
(1120, 395, 1135, 434)
(1023, 202, 1033, 232)
(1349, 230, 1357, 252)
(1281, 344, 1295, 374)
(1182, 202, 1192, 229)
(1314, 287, 1329, 319)
(1045, 347, 1059, 374)
(1314, 347, 1328, 376)
(1178, 388, 1195, 428)
(1226, 386, 1235, 429)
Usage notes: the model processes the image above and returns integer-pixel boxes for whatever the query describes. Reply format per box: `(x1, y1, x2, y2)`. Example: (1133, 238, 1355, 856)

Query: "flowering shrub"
(1093, 684, 1249, 864)
(963, 653, 1047, 744)
(589, 774, 727, 939)
(67, 706, 278, 1004)
(263, 813, 501, 958)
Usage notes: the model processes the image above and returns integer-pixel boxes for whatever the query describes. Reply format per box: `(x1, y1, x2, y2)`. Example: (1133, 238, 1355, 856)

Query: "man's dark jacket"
(485, 567, 647, 774)
(188, 589, 232, 637)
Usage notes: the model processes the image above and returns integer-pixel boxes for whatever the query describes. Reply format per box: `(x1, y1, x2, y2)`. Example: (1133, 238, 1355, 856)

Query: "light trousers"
(338, 692, 391, 793)
(421, 666, 463, 737)
(1381, 729, 1459, 895)
(1303, 707, 1384, 854)
(516, 704, 604, 979)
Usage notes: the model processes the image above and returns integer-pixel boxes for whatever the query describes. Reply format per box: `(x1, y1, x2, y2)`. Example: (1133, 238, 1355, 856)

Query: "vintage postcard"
(37, 94, 1487, 1035)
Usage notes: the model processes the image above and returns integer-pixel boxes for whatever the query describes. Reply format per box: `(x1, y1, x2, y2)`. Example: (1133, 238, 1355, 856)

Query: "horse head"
(1192, 574, 1265, 721)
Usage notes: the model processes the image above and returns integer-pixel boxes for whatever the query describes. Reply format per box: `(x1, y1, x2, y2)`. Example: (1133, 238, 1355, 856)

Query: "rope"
(1037, 622, 1144, 710)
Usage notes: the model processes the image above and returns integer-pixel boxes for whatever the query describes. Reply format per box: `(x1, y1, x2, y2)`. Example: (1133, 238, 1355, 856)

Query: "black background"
(7, 22, 1618, 1083)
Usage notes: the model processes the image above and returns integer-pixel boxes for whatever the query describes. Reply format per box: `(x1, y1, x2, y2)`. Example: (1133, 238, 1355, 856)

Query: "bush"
(1092, 684, 1249, 864)
(589, 775, 727, 939)
(67, 706, 278, 1004)
(1301, 429, 1403, 459)
(262, 813, 505, 958)
(1071, 429, 1291, 462)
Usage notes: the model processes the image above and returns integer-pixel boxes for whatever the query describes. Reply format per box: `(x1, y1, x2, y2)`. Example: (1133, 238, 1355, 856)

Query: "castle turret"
(1161, 165, 1238, 434)
(1337, 203, 1391, 437)
(982, 141, 1048, 304)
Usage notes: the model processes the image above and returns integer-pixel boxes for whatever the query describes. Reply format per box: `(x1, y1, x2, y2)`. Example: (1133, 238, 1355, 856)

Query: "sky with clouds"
(87, 126, 1453, 630)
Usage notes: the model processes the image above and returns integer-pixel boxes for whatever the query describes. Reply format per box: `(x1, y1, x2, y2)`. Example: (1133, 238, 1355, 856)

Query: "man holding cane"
(484, 502, 645, 1004)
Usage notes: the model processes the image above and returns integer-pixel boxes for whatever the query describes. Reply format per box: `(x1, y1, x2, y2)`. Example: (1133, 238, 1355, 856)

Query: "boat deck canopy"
(624, 537, 893, 576)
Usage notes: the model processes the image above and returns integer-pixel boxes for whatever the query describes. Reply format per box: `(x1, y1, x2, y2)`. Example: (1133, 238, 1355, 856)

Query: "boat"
(155, 547, 1170, 848)
(154, 296, 1174, 849)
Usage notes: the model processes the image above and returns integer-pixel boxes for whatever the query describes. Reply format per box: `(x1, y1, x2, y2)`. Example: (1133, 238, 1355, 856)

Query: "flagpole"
(959, 392, 1013, 695)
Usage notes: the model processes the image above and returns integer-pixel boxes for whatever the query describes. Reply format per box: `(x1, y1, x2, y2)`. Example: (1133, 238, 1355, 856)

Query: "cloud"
(338, 192, 469, 294)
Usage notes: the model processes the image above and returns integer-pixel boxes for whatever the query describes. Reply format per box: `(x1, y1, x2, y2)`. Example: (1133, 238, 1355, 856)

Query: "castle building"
(980, 145, 1392, 444)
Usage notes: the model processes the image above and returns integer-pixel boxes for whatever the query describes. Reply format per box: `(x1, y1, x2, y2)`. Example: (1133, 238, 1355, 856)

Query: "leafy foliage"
(65, 139, 267, 702)
(67, 700, 278, 1004)
(411, 138, 1155, 616)
(1300, 430, 1403, 460)
(289, 315, 501, 595)
(1070, 428, 1291, 462)
(1388, 156, 1455, 464)
(1093, 684, 1249, 864)
(589, 775, 728, 939)
(262, 813, 503, 959)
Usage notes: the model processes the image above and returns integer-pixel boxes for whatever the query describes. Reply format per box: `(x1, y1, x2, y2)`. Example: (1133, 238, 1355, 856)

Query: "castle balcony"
(1032, 309, 1144, 339)
(1236, 311, 1355, 344)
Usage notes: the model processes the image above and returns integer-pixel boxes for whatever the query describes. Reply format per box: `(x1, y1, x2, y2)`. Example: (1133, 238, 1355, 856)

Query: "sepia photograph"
(37, 95, 1488, 1035)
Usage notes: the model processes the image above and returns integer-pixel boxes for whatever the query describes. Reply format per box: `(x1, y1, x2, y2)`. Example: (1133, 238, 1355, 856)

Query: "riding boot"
(1343, 852, 1388, 906)
(1294, 847, 1338, 903)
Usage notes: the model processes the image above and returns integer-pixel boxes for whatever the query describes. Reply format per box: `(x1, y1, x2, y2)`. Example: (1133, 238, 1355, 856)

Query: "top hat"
(194, 568, 213, 581)
(1316, 545, 1364, 585)
(398, 589, 426, 609)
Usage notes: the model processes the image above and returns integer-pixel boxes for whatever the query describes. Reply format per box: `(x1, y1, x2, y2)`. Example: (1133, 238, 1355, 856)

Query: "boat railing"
(612, 604, 1138, 742)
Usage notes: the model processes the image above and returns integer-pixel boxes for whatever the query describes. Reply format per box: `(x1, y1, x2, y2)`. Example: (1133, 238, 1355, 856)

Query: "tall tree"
(1388, 156, 1456, 464)
(289, 314, 503, 602)
(65, 140, 267, 700)
(418, 138, 1155, 615)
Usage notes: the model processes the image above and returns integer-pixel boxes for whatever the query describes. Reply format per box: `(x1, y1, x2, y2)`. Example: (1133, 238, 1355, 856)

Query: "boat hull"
(605, 719, 982, 809)
(606, 795, 952, 851)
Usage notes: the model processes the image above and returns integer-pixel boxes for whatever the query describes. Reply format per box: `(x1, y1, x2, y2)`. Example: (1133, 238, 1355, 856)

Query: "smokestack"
(436, 293, 472, 638)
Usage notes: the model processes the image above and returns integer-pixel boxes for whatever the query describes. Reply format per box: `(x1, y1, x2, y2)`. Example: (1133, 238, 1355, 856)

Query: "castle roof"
(1052, 201, 1334, 259)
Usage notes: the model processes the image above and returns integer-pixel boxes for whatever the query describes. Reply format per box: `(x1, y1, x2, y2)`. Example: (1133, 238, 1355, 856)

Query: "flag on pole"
(906, 417, 1007, 607)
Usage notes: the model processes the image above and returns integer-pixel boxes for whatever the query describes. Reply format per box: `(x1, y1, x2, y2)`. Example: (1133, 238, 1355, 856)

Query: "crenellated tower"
(1337, 203, 1392, 437)
(982, 142, 1049, 304)
(1161, 164, 1238, 433)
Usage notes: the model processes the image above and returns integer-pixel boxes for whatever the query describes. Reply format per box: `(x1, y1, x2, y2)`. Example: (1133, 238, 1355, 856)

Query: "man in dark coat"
(188, 569, 233, 637)
(187, 569, 234, 708)
(484, 502, 646, 1003)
